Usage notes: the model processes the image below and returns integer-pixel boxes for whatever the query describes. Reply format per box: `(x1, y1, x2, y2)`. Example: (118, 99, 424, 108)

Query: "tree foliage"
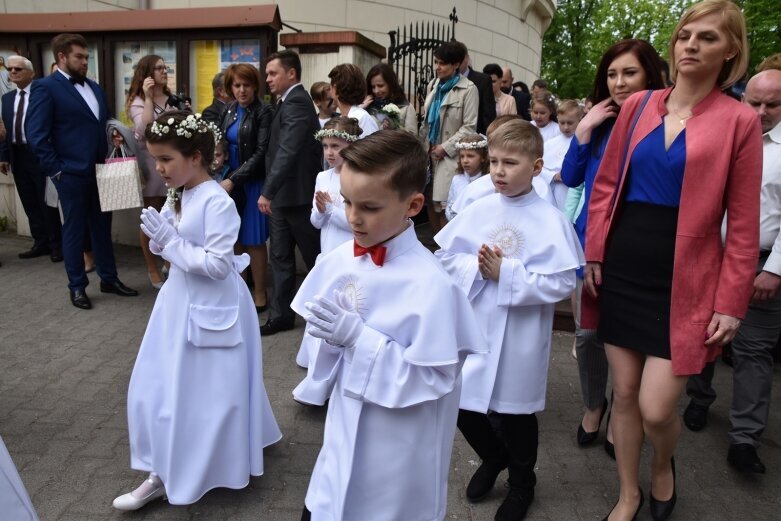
(541, 0, 779, 99)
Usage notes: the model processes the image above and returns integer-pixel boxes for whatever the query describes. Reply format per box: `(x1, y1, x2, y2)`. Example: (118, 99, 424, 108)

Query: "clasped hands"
(478, 244, 502, 281)
(305, 291, 364, 348)
(314, 191, 332, 214)
(140, 207, 178, 248)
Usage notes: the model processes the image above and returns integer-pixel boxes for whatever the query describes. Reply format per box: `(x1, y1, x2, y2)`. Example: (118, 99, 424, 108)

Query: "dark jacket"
(511, 89, 531, 121)
(263, 84, 322, 208)
(202, 97, 227, 126)
(219, 99, 273, 189)
(466, 67, 496, 135)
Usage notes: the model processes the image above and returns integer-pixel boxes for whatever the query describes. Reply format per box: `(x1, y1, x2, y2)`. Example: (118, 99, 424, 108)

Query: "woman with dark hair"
(328, 63, 379, 138)
(362, 63, 418, 133)
(218, 63, 274, 312)
(584, 2, 762, 519)
(126, 54, 176, 289)
(420, 40, 479, 232)
(560, 39, 665, 462)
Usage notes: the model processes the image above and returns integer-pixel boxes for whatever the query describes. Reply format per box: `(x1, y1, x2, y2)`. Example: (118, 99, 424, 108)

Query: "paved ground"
(1, 231, 780, 521)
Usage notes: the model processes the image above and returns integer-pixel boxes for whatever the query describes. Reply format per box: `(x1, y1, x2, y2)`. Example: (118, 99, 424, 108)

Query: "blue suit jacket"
(0, 89, 20, 163)
(25, 72, 109, 177)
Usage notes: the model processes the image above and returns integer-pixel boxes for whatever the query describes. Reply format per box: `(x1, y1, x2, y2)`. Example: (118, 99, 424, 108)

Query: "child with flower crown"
(112, 111, 281, 512)
(529, 90, 561, 143)
(294, 116, 362, 373)
(445, 133, 489, 221)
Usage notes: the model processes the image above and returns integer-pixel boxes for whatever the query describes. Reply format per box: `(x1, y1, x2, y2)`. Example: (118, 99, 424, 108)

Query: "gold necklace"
(669, 105, 693, 127)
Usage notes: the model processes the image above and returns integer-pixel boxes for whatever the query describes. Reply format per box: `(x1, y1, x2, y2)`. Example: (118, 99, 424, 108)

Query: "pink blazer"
(582, 87, 763, 375)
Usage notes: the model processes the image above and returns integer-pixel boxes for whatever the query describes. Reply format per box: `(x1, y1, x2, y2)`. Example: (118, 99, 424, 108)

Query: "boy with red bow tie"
(291, 130, 486, 521)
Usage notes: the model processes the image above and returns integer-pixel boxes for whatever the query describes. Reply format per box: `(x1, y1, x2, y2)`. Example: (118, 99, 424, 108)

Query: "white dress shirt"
(280, 82, 302, 103)
(57, 68, 100, 119)
(12, 85, 30, 144)
(760, 122, 781, 275)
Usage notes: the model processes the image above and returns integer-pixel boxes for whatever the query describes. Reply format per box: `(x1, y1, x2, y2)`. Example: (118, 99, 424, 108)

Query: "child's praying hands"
(315, 191, 332, 214)
(478, 244, 502, 281)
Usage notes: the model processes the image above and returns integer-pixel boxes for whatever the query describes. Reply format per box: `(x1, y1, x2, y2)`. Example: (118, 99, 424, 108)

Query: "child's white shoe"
(112, 474, 166, 511)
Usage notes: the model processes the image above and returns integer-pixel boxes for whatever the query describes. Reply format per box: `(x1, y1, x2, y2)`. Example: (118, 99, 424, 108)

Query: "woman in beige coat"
(420, 41, 479, 232)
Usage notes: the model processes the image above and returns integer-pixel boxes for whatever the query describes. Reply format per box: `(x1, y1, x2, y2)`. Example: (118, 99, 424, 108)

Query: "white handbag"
(96, 146, 143, 212)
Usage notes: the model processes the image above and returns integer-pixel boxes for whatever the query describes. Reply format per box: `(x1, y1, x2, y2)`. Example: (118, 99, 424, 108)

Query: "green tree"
(736, 0, 781, 73)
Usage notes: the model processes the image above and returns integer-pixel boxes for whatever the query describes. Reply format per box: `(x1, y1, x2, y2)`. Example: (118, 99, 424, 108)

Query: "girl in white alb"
(112, 112, 281, 512)
(530, 90, 562, 143)
(295, 117, 362, 373)
(445, 133, 489, 221)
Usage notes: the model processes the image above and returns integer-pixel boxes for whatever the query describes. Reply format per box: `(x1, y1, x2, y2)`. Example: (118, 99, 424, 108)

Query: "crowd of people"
(0, 0, 780, 520)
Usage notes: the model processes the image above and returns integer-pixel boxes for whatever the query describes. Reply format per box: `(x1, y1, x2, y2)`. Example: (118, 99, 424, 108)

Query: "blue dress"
(598, 121, 686, 358)
(227, 105, 269, 246)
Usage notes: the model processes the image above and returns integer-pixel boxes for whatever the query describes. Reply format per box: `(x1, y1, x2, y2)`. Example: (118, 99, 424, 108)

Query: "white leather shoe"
(112, 482, 166, 511)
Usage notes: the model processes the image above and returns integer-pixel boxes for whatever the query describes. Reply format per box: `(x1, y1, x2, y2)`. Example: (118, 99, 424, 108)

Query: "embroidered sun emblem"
(487, 223, 524, 258)
(335, 275, 367, 316)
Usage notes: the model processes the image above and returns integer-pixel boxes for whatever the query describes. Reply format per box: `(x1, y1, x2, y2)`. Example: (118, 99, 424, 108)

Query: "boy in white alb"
(293, 130, 486, 521)
(435, 120, 583, 520)
(539, 100, 584, 213)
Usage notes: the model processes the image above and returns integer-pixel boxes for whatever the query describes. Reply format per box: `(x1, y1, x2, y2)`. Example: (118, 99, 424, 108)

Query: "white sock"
(130, 472, 163, 498)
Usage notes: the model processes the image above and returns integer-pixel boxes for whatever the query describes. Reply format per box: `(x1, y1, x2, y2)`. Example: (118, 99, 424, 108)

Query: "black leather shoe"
(495, 487, 533, 521)
(466, 460, 507, 502)
(50, 249, 63, 263)
(19, 246, 50, 259)
(727, 443, 766, 474)
(602, 488, 643, 521)
(70, 289, 92, 309)
(260, 318, 294, 336)
(650, 457, 676, 521)
(683, 401, 709, 432)
(578, 397, 608, 446)
(100, 280, 139, 297)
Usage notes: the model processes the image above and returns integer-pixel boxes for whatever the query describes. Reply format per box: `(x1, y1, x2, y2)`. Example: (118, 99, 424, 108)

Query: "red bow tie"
(354, 242, 387, 266)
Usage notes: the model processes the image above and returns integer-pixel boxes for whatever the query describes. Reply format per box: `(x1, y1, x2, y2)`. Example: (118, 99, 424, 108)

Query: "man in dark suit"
(258, 50, 322, 335)
(0, 55, 63, 261)
(458, 48, 496, 134)
(201, 71, 230, 125)
(26, 33, 137, 309)
(501, 66, 531, 121)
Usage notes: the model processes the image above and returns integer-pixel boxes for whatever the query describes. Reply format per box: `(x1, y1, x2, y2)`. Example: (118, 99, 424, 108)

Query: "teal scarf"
(426, 74, 461, 144)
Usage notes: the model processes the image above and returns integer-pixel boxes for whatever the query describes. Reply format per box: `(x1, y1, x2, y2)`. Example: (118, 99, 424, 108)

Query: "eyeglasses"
(153, 65, 167, 72)
(7, 67, 26, 72)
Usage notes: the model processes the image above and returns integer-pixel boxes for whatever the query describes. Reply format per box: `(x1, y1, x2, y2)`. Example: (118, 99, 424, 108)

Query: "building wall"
(0, 0, 555, 85)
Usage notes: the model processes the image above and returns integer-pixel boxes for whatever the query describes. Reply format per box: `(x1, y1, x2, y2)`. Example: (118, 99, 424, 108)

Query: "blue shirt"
(226, 105, 243, 170)
(625, 121, 686, 207)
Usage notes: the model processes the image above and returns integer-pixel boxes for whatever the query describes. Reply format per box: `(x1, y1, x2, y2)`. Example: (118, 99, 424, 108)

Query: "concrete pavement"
(0, 232, 779, 520)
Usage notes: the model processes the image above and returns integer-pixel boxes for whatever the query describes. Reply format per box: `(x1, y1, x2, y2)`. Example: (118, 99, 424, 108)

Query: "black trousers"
(457, 409, 538, 491)
(301, 506, 311, 521)
(268, 205, 320, 323)
(11, 144, 62, 250)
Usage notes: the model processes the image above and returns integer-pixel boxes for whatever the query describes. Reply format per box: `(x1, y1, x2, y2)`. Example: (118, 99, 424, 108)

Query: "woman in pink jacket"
(582, 2, 763, 520)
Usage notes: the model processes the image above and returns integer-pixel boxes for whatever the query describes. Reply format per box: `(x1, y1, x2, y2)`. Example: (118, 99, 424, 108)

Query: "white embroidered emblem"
(487, 223, 524, 258)
(335, 275, 366, 316)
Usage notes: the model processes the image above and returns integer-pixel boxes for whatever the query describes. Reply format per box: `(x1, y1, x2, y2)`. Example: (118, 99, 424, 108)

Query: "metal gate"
(387, 8, 458, 128)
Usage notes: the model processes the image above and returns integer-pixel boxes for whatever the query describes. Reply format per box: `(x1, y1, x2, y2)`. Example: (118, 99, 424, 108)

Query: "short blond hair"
(757, 53, 781, 73)
(669, 0, 748, 90)
(557, 99, 584, 119)
(487, 119, 543, 160)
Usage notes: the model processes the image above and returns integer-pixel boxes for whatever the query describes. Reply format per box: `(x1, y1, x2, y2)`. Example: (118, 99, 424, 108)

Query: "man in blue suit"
(26, 33, 137, 309)
(0, 55, 63, 261)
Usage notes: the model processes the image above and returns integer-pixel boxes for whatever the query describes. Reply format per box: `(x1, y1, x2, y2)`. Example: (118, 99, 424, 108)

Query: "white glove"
(305, 291, 364, 348)
(140, 206, 178, 248)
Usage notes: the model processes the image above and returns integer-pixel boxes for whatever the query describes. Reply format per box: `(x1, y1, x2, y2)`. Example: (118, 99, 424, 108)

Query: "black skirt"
(598, 202, 679, 359)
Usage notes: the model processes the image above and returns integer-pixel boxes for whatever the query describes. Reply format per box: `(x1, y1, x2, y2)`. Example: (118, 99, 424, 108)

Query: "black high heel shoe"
(577, 397, 608, 446)
(650, 457, 676, 521)
(601, 488, 644, 521)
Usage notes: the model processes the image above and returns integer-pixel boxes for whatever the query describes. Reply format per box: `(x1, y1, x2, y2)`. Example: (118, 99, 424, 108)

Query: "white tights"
(131, 472, 163, 498)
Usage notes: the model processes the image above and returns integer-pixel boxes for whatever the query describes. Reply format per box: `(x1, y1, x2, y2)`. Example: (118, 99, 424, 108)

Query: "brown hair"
(340, 129, 427, 198)
(366, 63, 408, 104)
(488, 119, 543, 160)
(557, 99, 584, 119)
(323, 116, 363, 138)
(591, 39, 664, 104)
(529, 90, 557, 116)
(455, 134, 489, 175)
(757, 53, 781, 73)
(329, 63, 367, 106)
(669, 0, 748, 89)
(265, 50, 301, 80)
(310, 81, 331, 101)
(125, 54, 172, 115)
(486, 114, 522, 136)
(224, 63, 262, 100)
(51, 33, 88, 62)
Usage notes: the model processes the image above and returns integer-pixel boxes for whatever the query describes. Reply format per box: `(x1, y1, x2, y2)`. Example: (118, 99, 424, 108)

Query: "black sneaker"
(466, 460, 506, 502)
(495, 487, 534, 521)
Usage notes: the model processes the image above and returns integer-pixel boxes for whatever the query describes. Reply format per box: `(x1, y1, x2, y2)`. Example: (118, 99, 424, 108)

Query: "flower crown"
(314, 128, 360, 142)
(150, 113, 223, 144)
(455, 138, 488, 150)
